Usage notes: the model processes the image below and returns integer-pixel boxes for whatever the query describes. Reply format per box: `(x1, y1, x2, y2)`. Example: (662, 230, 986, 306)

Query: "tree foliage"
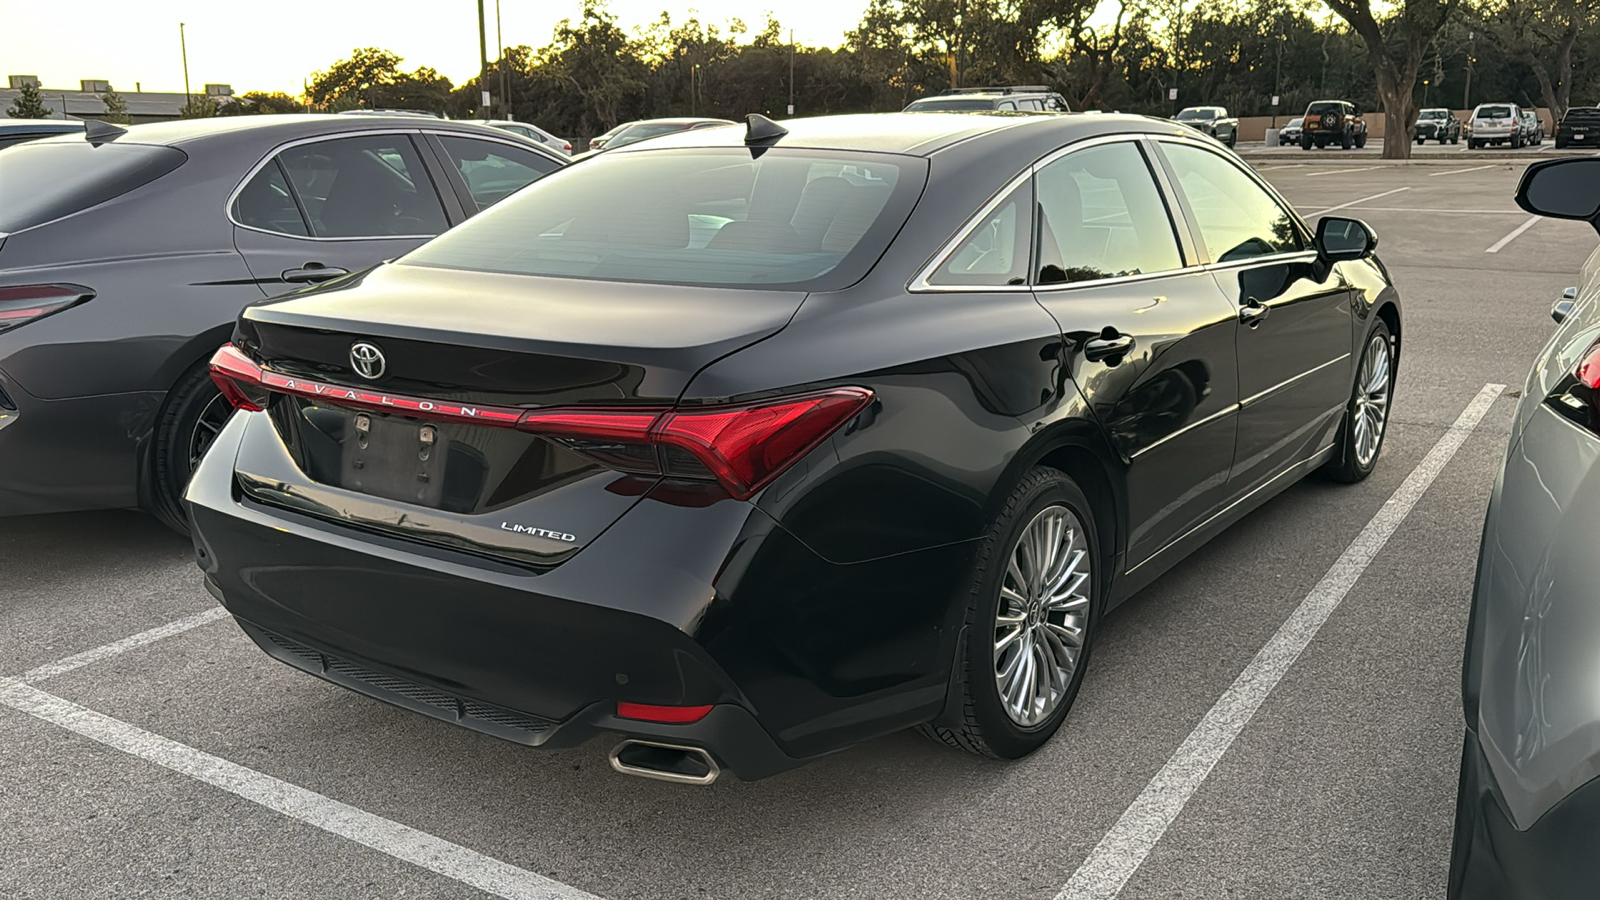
(215, 91, 304, 116)
(7, 81, 52, 119)
(282, 0, 1600, 149)
(101, 90, 130, 124)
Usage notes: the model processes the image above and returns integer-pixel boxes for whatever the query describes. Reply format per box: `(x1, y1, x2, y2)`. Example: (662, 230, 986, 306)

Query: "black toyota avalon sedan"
(189, 111, 1401, 783)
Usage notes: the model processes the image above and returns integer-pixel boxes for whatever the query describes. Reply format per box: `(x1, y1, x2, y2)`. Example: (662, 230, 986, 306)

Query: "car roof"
(606, 111, 1185, 158)
(58, 114, 531, 148)
(620, 118, 734, 127)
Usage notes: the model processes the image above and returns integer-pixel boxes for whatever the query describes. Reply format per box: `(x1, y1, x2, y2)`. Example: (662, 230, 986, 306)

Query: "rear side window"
(929, 180, 1031, 287)
(1477, 106, 1514, 119)
(904, 98, 994, 111)
(275, 135, 447, 238)
(1035, 141, 1183, 284)
(402, 147, 925, 291)
(0, 142, 186, 232)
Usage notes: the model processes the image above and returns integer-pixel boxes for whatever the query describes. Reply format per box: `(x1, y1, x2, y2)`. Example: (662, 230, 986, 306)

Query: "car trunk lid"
(228, 262, 805, 566)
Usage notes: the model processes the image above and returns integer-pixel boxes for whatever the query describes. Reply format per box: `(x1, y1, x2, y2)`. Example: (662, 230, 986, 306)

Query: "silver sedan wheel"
(993, 505, 1092, 728)
(1352, 332, 1392, 468)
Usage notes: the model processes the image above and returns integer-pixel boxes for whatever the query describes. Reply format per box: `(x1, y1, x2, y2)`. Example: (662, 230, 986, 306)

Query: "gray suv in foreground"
(0, 115, 562, 529)
(1452, 156, 1600, 898)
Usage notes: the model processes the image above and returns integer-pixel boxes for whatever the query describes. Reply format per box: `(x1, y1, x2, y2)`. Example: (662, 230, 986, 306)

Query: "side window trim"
(417, 132, 477, 222)
(1146, 135, 1313, 267)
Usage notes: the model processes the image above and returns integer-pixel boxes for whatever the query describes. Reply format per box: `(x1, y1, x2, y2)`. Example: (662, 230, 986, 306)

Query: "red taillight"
(516, 389, 874, 500)
(1577, 345, 1600, 390)
(616, 702, 714, 724)
(208, 344, 270, 411)
(204, 341, 873, 499)
(563, 142, 572, 151)
(0, 284, 93, 333)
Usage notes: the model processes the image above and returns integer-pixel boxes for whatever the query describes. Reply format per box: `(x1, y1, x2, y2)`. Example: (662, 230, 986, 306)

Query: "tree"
(215, 91, 304, 116)
(307, 48, 453, 114)
(101, 90, 130, 124)
(1323, 0, 1459, 159)
(179, 95, 218, 118)
(1486, 0, 1597, 121)
(7, 81, 52, 119)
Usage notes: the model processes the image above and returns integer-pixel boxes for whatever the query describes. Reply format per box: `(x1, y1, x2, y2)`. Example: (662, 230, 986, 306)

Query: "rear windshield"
(905, 98, 994, 111)
(0, 140, 186, 232)
(1307, 102, 1346, 116)
(1562, 108, 1600, 122)
(402, 147, 925, 291)
(1176, 109, 1219, 120)
(1477, 106, 1513, 118)
(610, 122, 696, 148)
(1419, 110, 1449, 120)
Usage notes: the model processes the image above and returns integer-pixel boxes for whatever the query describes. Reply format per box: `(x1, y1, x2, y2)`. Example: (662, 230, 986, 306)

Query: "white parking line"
(0, 682, 600, 900)
(0, 606, 601, 900)
(1487, 217, 1540, 253)
(1298, 187, 1410, 216)
(1304, 166, 1382, 177)
(1054, 383, 1506, 900)
(1427, 165, 1496, 177)
(1333, 207, 1524, 215)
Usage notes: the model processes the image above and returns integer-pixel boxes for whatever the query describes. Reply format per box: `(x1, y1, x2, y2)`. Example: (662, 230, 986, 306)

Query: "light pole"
(788, 28, 795, 117)
(179, 22, 191, 104)
(1464, 31, 1475, 110)
(477, 0, 490, 116)
(496, 0, 509, 120)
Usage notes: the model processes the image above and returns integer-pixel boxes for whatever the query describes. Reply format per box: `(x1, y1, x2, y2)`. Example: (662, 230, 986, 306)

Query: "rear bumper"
(187, 411, 968, 779)
(1450, 727, 1600, 900)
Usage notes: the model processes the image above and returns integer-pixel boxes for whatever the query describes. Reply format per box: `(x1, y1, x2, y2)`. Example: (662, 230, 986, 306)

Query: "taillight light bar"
(0, 284, 94, 333)
(207, 344, 873, 500)
(616, 702, 714, 724)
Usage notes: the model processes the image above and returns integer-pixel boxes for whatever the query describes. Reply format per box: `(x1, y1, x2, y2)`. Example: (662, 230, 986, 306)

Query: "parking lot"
(2, 160, 1594, 900)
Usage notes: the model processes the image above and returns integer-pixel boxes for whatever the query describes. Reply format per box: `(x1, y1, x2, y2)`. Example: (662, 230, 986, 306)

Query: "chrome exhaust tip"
(608, 739, 720, 786)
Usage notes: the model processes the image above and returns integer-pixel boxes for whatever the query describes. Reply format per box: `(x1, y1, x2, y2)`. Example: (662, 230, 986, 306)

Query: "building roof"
(0, 87, 224, 121)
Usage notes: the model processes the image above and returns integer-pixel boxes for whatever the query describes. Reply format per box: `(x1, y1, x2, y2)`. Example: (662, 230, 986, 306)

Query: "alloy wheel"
(1352, 332, 1392, 468)
(993, 505, 1092, 728)
(188, 391, 234, 472)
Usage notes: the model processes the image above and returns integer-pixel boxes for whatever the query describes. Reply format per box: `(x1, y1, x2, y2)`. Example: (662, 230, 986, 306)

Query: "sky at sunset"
(0, 0, 872, 97)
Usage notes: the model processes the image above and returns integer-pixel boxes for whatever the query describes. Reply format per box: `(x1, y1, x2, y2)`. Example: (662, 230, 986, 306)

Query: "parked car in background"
(588, 117, 735, 152)
(588, 123, 628, 151)
(336, 108, 442, 119)
(1299, 100, 1368, 150)
(903, 85, 1071, 113)
(1451, 156, 1600, 899)
(1278, 116, 1303, 145)
(1468, 103, 1524, 149)
(1554, 107, 1600, 149)
(1173, 106, 1238, 147)
(1413, 108, 1461, 144)
(192, 111, 1399, 786)
(0, 118, 85, 149)
(1518, 109, 1546, 146)
(0, 115, 564, 530)
(478, 119, 572, 155)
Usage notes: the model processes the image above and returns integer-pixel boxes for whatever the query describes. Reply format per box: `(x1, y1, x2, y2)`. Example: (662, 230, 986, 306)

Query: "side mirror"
(1517, 159, 1600, 226)
(1315, 216, 1377, 263)
(1553, 286, 1579, 324)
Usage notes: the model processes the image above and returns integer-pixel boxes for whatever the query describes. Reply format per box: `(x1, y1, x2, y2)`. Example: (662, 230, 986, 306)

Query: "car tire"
(1323, 320, 1395, 484)
(1451, 134, 1459, 144)
(1356, 132, 1367, 149)
(1342, 131, 1353, 150)
(150, 361, 233, 534)
(919, 467, 1099, 759)
(1416, 136, 1424, 145)
(1301, 136, 1313, 151)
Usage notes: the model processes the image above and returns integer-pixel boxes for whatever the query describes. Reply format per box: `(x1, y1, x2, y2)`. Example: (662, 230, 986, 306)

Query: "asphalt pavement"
(2, 161, 1593, 900)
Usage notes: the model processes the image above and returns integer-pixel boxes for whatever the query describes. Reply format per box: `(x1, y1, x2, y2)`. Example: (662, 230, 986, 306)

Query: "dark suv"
(1554, 107, 1600, 149)
(1300, 100, 1368, 150)
(904, 86, 1071, 113)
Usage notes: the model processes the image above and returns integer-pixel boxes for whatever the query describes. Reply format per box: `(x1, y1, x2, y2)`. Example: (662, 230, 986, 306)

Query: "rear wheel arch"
(991, 423, 1126, 580)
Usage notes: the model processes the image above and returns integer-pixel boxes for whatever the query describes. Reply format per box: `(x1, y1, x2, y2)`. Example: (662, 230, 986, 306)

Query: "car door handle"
(281, 264, 350, 284)
(1239, 299, 1270, 327)
(1082, 328, 1135, 363)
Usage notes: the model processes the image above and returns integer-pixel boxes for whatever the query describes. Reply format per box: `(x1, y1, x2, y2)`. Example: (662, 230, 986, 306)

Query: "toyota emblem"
(349, 342, 386, 380)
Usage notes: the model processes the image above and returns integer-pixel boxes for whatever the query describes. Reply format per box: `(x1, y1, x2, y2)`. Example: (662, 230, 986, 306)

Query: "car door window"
(929, 180, 1031, 287)
(233, 160, 311, 236)
(1160, 142, 1304, 262)
(436, 136, 560, 212)
(276, 135, 447, 238)
(1034, 141, 1183, 284)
